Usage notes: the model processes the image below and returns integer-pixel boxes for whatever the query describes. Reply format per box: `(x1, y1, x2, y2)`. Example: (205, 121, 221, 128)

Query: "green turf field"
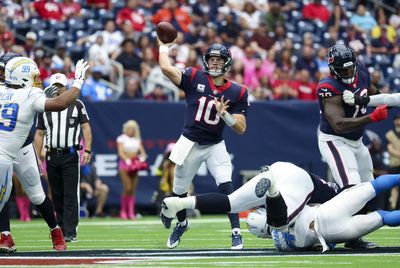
(4, 215, 400, 267)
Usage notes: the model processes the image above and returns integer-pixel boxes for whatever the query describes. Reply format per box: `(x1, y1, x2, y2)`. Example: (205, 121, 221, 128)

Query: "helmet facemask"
(203, 44, 232, 77)
(330, 63, 357, 84)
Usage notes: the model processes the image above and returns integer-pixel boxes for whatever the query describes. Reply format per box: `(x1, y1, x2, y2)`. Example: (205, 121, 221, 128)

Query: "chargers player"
(161, 162, 400, 252)
(158, 39, 249, 249)
(317, 43, 388, 248)
(0, 56, 89, 252)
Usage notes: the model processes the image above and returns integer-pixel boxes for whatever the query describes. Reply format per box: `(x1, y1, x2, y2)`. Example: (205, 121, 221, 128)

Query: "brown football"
(157, 22, 178, 44)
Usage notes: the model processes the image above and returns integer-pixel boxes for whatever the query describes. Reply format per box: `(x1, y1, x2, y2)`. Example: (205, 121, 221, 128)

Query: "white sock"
(181, 196, 196, 209)
(232, 228, 241, 235)
(178, 219, 188, 227)
(1, 231, 11, 235)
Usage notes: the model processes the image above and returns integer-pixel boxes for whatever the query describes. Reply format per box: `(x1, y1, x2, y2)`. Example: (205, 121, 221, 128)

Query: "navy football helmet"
(327, 43, 357, 84)
(0, 52, 21, 82)
(203, 43, 232, 77)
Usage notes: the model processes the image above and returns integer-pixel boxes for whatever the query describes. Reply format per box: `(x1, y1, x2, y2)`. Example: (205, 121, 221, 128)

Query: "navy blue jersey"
(318, 61, 371, 140)
(179, 67, 249, 145)
(22, 114, 37, 147)
(307, 172, 340, 204)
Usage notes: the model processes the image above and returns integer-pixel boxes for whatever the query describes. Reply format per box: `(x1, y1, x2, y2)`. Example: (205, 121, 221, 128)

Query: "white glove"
(343, 90, 355, 106)
(72, 59, 89, 89)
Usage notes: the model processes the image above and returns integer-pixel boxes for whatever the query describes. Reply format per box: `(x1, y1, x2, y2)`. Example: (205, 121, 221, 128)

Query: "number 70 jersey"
(179, 67, 249, 145)
(0, 85, 46, 160)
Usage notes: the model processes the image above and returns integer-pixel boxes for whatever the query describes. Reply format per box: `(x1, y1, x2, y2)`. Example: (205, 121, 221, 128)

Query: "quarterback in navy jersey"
(317, 43, 387, 248)
(158, 39, 249, 250)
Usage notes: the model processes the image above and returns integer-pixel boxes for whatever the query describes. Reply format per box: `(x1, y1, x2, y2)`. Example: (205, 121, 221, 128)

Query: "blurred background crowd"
(1, 0, 400, 103)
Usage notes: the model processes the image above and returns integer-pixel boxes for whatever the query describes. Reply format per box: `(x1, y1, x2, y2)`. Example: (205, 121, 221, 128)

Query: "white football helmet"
(4, 57, 41, 88)
(246, 208, 271, 238)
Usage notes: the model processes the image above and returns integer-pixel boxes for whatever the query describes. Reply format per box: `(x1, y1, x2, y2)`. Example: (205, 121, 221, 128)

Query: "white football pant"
(0, 156, 13, 212)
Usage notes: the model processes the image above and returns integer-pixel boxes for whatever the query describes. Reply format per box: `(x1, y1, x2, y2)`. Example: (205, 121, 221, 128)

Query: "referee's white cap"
(50, 73, 67, 86)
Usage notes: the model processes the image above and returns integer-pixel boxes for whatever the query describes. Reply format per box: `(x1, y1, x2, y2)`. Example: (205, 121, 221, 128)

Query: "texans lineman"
(317, 43, 387, 248)
(158, 38, 249, 249)
(0, 56, 89, 252)
(161, 162, 399, 252)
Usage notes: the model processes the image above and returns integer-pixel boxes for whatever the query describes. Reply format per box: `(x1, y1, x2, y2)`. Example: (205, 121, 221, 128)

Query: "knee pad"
(218, 182, 233, 195)
(28, 192, 46, 205)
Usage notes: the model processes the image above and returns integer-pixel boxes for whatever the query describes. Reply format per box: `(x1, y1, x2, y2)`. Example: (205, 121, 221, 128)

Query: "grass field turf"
(2, 215, 400, 267)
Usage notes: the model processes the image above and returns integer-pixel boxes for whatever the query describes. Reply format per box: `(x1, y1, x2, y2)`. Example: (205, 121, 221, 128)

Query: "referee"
(34, 73, 92, 243)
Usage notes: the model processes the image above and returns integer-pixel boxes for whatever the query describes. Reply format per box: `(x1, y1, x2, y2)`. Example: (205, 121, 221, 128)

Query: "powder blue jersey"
(318, 62, 371, 140)
(179, 67, 249, 145)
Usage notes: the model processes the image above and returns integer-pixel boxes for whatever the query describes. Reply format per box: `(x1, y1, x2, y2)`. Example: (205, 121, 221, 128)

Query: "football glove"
(72, 59, 89, 89)
(44, 85, 59, 98)
(343, 90, 370, 106)
(370, 105, 388, 122)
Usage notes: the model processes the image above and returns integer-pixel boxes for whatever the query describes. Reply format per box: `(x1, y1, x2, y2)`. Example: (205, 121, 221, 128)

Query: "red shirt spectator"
(302, 0, 330, 23)
(116, 0, 145, 32)
(292, 70, 317, 101)
(86, 0, 111, 10)
(33, 0, 63, 21)
(60, 0, 81, 19)
(152, 0, 192, 33)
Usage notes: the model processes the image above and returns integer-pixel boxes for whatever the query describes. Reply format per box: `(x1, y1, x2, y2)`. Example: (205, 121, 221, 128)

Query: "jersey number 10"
(195, 96, 220, 125)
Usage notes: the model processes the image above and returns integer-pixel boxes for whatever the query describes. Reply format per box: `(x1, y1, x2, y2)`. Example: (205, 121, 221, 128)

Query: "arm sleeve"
(179, 67, 196, 93)
(77, 100, 90, 123)
(368, 93, 400, 107)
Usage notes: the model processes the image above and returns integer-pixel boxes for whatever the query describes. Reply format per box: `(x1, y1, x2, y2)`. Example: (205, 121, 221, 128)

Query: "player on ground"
(158, 38, 249, 249)
(161, 162, 398, 252)
(317, 42, 387, 248)
(0, 56, 89, 252)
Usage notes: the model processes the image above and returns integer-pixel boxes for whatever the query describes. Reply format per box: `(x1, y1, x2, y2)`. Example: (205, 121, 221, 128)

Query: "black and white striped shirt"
(36, 100, 89, 149)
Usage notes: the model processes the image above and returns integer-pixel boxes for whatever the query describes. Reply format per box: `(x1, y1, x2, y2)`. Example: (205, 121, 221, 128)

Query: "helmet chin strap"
(341, 77, 355, 84)
(208, 70, 224, 77)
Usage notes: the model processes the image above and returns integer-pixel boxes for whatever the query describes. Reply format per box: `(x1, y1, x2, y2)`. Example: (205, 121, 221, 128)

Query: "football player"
(0, 56, 88, 252)
(158, 39, 249, 249)
(317, 42, 388, 248)
(343, 89, 400, 107)
(161, 162, 399, 252)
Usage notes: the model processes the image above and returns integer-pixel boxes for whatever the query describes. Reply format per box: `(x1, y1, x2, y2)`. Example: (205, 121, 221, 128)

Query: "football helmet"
(0, 52, 21, 82)
(327, 43, 357, 84)
(203, 43, 232, 77)
(4, 56, 42, 88)
(246, 208, 271, 239)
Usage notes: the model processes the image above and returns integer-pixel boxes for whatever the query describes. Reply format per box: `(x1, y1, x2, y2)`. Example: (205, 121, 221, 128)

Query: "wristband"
(159, 45, 169, 54)
(72, 79, 84, 90)
(220, 111, 237, 127)
(84, 149, 91, 154)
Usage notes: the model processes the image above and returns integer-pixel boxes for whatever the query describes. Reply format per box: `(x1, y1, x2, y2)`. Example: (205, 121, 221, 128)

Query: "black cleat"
(344, 238, 378, 249)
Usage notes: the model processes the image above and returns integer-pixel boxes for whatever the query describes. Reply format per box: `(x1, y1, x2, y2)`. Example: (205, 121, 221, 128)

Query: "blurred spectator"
(229, 35, 246, 61)
(271, 70, 298, 100)
(144, 85, 169, 101)
(217, 12, 241, 45)
(114, 39, 142, 77)
(86, 0, 111, 10)
(327, 4, 349, 33)
(271, 23, 287, 51)
(237, 1, 262, 31)
(87, 34, 112, 77)
(24, 32, 38, 59)
(295, 45, 319, 81)
(31, 0, 63, 21)
(323, 26, 340, 48)
(0, 21, 15, 51)
(38, 52, 53, 81)
(117, 120, 147, 220)
(250, 22, 275, 53)
(1, 0, 30, 22)
(293, 69, 317, 101)
(370, 10, 398, 56)
(185, 48, 202, 69)
(152, 0, 192, 33)
(315, 47, 329, 80)
(250, 76, 273, 101)
(81, 66, 113, 102)
(386, 114, 400, 210)
(345, 25, 369, 55)
(275, 48, 295, 77)
(116, 0, 146, 32)
(262, 0, 285, 32)
(119, 76, 143, 100)
(389, 6, 400, 29)
(370, 69, 389, 93)
(60, 0, 81, 19)
(51, 43, 70, 72)
(144, 65, 178, 101)
(350, 4, 377, 34)
(80, 163, 109, 218)
(302, 0, 330, 23)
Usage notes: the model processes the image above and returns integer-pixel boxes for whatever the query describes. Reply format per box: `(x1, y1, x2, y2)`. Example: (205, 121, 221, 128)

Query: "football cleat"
(160, 197, 184, 229)
(167, 221, 190, 249)
(344, 238, 378, 249)
(0, 233, 16, 253)
(50, 227, 67, 251)
(231, 230, 244, 250)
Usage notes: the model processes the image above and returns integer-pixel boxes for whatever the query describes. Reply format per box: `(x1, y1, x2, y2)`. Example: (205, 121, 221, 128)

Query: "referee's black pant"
(46, 148, 80, 238)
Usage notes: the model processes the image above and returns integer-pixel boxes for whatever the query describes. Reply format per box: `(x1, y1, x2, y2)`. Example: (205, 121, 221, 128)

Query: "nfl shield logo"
(69, 118, 75, 125)
(213, 90, 218, 95)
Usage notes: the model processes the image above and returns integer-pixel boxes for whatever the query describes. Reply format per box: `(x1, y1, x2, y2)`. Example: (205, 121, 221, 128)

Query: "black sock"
(218, 182, 240, 229)
(266, 193, 288, 228)
(35, 196, 57, 229)
(173, 192, 187, 223)
(0, 202, 10, 232)
(196, 193, 231, 212)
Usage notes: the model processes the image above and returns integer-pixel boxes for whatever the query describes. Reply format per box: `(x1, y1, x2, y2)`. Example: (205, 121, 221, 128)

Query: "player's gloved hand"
(44, 85, 59, 98)
(343, 90, 370, 106)
(370, 105, 388, 122)
(72, 59, 89, 89)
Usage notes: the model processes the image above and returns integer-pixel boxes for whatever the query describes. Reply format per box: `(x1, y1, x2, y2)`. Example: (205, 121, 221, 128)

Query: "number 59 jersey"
(179, 67, 249, 145)
(0, 85, 46, 160)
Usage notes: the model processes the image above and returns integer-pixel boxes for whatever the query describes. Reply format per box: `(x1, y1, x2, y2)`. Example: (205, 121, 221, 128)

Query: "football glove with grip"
(44, 85, 59, 98)
(343, 90, 370, 106)
(370, 105, 388, 122)
(72, 59, 89, 89)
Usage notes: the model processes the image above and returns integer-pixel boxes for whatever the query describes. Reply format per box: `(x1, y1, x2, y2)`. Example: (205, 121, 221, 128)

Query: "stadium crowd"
(1, 0, 399, 102)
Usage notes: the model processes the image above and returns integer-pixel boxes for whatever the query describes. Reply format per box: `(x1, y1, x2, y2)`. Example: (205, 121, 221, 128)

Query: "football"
(157, 22, 178, 44)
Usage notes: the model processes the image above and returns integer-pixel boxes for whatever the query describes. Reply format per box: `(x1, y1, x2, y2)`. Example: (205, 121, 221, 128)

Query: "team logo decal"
(196, 84, 205, 92)
(327, 56, 334, 63)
